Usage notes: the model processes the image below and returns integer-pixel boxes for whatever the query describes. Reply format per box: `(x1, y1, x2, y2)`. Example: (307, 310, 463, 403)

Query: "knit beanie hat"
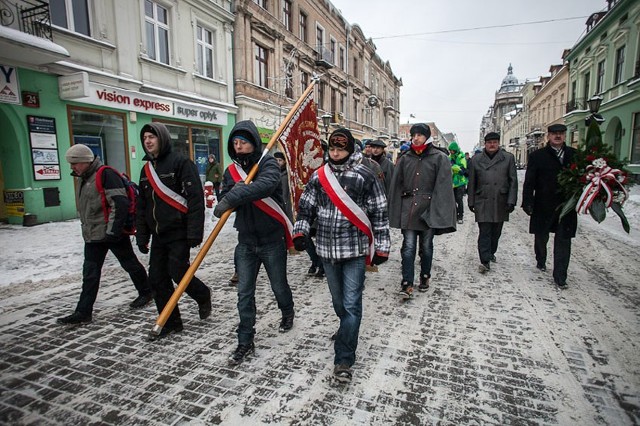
(65, 144, 95, 163)
(328, 128, 355, 154)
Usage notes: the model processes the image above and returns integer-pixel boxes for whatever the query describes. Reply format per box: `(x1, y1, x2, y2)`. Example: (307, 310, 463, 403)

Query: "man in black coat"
(137, 122, 212, 340)
(522, 123, 577, 288)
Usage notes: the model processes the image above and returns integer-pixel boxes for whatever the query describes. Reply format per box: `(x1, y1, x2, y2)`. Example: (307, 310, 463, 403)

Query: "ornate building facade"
(232, 0, 402, 143)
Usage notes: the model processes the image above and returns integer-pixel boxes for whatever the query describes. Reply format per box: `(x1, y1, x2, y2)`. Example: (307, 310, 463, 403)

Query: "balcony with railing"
(565, 98, 585, 114)
(1, 0, 52, 40)
(314, 45, 334, 69)
(0, 0, 68, 65)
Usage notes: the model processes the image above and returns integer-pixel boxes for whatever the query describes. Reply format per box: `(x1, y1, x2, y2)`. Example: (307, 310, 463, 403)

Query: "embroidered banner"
(277, 94, 324, 215)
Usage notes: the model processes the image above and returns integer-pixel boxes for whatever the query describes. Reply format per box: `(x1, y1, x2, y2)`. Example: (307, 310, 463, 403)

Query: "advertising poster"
(27, 116, 61, 181)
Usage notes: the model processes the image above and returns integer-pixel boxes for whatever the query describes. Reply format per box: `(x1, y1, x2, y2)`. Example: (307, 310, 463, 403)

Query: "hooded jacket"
(448, 141, 468, 188)
(218, 120, 286, 245)
(136, 122, 205, 244)
(388, 143, 457, 234)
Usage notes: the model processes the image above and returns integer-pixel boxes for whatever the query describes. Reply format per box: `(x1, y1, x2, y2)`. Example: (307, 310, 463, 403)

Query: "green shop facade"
(0, 66, 236, 225)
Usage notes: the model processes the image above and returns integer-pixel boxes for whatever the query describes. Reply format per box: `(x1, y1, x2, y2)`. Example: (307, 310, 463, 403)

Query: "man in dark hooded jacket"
(137, 122, 212, 340)
(214, 120, 295, 366)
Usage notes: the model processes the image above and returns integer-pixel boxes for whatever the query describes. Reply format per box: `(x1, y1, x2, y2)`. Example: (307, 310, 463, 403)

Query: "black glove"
(213, 198, 232, 218)
(523, 205, 533, 216)
(371, 254, 388, 265)
(468, 206, 475, 213)
(293, 236, 307, 252)
(137, 244, 149, 254)
(506, 204, 515, 213)
(188, 239, 201, 248)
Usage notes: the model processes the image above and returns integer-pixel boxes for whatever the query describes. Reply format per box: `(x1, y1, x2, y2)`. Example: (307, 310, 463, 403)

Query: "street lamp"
(585, 95, 605, 126)
(321, 113, 332, 140)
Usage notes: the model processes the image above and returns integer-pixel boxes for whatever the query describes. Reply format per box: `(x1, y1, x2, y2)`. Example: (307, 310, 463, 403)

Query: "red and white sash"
(317, 164, 374, 265)
(144, 162, 188, 214)
(229, 163, 294, 249)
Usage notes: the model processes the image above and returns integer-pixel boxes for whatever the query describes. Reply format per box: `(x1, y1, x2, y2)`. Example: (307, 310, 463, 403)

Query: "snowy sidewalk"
(0, 187, 639, 425)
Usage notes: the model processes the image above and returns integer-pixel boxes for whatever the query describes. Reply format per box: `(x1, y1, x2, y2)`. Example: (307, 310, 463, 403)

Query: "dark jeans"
(322, 256, 366, 367)
(534, 232, 572, 283)
(453, 186, 465, 220)
(235, 239, 294, 345)
(400, 228, 435, 284)
(76, 237, 150, 315)
(477, 222, 504, 263)
(148, 238, 210, 327)
(213, 182, 221, 199)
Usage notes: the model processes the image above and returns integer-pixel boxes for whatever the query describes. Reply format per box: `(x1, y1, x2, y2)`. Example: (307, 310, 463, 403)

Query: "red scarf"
(411, 143, 429, 155)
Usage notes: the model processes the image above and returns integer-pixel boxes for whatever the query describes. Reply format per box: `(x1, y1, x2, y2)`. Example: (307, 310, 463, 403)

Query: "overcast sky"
(330, 0, 608, 152)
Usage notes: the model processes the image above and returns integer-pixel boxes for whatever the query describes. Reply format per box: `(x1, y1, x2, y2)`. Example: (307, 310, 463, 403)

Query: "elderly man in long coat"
(467, 132, 518, 273)
(522, 123, 577, 288)
(389, 123, 456, 298)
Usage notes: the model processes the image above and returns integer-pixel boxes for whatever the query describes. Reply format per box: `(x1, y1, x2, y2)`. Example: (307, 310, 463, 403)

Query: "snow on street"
(0, 174, 639, 424)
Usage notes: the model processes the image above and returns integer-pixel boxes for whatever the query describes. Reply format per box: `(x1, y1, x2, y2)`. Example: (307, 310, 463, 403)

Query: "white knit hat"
(65, 144, 95, 163)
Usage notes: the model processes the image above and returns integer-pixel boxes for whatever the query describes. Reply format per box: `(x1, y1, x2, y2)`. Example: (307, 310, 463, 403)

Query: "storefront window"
(68, 107, 128, 174)
(157, 121, 221, 182)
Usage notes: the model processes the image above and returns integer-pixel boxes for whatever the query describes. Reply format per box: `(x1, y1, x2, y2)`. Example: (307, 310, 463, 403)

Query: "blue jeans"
(235, 239, 294, 345)
(322, 256, 365, 367)
(400, 228, 435, 284)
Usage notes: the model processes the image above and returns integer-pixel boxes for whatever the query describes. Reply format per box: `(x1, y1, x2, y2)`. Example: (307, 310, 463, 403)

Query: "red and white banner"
(277, 93, 324, 215)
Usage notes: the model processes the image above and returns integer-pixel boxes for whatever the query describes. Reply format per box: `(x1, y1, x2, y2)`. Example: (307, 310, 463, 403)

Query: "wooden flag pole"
(149, 80, 317, 338)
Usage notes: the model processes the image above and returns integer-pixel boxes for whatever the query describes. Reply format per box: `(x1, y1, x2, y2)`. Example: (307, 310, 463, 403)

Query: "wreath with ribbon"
(558, 121, 633, 233)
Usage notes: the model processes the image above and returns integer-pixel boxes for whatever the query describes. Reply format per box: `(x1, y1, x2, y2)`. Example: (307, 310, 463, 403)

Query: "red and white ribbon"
(144, 162, 188, 214)
(229, 163, 294, 249)
(317, 164, 374, 265)
(576, 161, 628, 214)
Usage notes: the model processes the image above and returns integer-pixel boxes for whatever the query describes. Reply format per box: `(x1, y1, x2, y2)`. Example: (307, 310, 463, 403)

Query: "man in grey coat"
(467, 132, 518, 273)
(388, 123, 456, 297)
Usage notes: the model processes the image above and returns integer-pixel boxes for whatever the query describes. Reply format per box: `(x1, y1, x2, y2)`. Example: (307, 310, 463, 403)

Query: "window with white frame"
(196, 25, 214, 79)
(254, 0, 267, 10)
(614, 45, 626, 84)
(255, 44, 268, 88)
(339, 46, 345, 71)
(50, 0, 90, 36)
(145, 0, 170, 64)
(596, 59, 605, 94)
(316, 25, 324, 54)
(330, 37, 336, 64)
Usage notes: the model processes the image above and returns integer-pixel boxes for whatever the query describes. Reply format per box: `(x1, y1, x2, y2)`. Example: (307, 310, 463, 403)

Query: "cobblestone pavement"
(0, 207, 639, 425)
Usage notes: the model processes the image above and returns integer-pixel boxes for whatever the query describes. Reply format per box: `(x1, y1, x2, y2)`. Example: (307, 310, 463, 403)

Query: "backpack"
(95, 165, 139, 235)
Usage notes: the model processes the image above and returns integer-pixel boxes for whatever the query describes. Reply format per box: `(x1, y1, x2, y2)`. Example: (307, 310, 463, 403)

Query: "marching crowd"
(58, 120, 577, 383)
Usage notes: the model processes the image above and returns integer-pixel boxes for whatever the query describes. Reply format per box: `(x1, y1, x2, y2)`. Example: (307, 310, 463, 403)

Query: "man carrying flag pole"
(214, 119, 295, 365)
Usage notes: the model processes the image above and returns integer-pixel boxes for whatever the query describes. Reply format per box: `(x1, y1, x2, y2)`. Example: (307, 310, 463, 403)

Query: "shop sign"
(33, 165, 61, 180)
(4, 190, 25, 216)
(27, 116, 61, 181)
(0, 65, 20, 105)
(67, 82, 228, 125)
(58, 72, 90, 99)
(22, 91, 40, 108)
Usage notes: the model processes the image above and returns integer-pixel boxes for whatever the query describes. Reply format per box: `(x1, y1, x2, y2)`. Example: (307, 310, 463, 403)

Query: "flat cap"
(548, 123, 567, 133)
(484, 132, 500, 142)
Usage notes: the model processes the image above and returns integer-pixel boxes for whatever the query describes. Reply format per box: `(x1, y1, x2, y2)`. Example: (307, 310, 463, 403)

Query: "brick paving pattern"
(0, 209, 639, 425)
